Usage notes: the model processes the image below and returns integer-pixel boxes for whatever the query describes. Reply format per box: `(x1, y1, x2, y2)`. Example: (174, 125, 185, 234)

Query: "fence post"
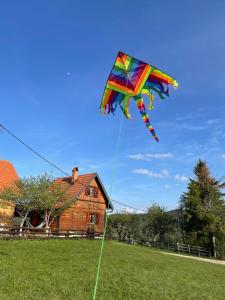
(197, 246, 200, 257)
(188, 244, 191, 254)
(177, 242, 180, 253)
(212, 236, 217, 258)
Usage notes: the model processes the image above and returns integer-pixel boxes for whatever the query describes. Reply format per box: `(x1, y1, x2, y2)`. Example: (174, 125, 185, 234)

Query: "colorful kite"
(100, 51, 178, 141)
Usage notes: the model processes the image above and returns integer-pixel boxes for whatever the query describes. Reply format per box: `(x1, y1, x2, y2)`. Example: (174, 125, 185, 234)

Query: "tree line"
(107, 160, 225, 259)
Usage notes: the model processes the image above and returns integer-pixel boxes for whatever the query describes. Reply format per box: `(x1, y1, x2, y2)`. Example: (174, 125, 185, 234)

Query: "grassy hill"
(0, 239, 224, 299)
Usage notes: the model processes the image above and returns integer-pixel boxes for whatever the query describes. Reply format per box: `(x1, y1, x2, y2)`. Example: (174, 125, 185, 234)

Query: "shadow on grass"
(0, 251, 9, 256)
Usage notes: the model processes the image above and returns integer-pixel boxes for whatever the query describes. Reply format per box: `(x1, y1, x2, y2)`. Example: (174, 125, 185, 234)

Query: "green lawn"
(0, 240, 225, 300)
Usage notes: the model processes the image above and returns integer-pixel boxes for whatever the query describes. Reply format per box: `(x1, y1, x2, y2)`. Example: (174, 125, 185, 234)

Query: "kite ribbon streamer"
(134, 95, 159, 142)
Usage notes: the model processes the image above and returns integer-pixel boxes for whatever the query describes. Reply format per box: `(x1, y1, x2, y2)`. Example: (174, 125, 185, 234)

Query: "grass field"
(0, 240, 225, 300)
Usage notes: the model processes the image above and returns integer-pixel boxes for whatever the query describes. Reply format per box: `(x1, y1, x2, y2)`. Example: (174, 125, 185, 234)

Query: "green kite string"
(92, 115, 124, 300)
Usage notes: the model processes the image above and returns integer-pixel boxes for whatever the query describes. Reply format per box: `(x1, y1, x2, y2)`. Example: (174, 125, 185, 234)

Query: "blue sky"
(1, 1, 225, 211)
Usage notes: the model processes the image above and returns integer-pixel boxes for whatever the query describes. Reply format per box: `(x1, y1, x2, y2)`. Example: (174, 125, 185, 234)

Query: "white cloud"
(176, 115, 193, 121)
(222, 154, 225, 159)
(124, 208, 145, 214)
(112, 208, 145, 214)
(181, 124, 206, 131)
(128, 154, 146, 160)
(133, 168, 169, 178)
(207, 119, 220, 125)
(133, 168, 189, 183)
(159, 120, 206, 131)
(146, 153, 173, 159)
(88, 164, 103, 169)
(174, 174, 188, 182)
(128, 152, 173, 161)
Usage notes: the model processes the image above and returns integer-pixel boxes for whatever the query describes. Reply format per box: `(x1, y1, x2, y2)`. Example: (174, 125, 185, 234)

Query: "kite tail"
(141, 88, 154, 110)
(100, 89, 132, 118)
(134, 95, 159, 142)
(119, 95, 132, 119)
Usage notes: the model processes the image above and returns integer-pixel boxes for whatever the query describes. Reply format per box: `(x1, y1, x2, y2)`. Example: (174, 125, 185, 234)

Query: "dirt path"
(160, 251, 225, 265)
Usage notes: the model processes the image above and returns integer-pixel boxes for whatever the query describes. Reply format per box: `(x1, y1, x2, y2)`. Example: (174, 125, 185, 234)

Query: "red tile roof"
(0, 161, 113, 210)
(54, 172, 113, 210)
(54, 173, 96, 198)
(0, 160, 19, 191)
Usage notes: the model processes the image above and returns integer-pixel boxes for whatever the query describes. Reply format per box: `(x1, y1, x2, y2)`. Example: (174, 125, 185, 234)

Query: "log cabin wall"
(0, 200, 15, 227)
(0, 160, 19, 228)
(58, 178, 106, 233)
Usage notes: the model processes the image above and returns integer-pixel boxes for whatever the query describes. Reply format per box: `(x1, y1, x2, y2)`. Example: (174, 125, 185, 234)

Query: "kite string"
(92, 113, 124, 300)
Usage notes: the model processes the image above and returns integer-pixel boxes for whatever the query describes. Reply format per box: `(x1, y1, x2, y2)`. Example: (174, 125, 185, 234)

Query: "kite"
(100, 51, 178, 141)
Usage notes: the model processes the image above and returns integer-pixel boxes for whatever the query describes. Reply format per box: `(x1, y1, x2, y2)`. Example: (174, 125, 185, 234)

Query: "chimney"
(71, 167, 78, 183)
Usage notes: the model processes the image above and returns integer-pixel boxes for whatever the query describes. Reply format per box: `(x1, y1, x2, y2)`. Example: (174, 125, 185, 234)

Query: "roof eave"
(94, 173, 114, 211)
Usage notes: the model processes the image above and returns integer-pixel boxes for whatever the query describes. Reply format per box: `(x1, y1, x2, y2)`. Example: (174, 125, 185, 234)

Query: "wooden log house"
(0, 160, 113, 233)
(0, 160, 19, 228)
(49, 167, 113, 233)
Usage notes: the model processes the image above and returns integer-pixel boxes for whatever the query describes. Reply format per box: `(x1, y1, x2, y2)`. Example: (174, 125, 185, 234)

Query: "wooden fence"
(0, 226, 212, 258)
(0, 225, 103, 240)
(176, 243, 211, 257)
(138, 240, 211, 257)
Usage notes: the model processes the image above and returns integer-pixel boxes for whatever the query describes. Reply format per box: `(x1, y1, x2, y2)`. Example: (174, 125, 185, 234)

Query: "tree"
(29, 174, 74, 233)
(0, 179, 39, 234)
(126, 214, 143, 242)
(180, 160, 225, 257)
(108, 208, 176, 244)
(145, 204, 173, 243)
(108, 211, 144, 241)
(117, 213, 139, 242)
(0, 174, 74, 235)
(105, 217, 114, 239)
(109, 213, 127, 240)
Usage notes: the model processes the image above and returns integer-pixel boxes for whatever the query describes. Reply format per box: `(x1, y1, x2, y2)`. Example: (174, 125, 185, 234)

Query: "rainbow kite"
(100, 51, 178, 141)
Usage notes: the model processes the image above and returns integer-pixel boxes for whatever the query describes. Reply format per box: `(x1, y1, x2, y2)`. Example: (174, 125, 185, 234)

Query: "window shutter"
(94, 187, 98, 198)
(96, 214, 99, 225)
(85, 187, 89, 196)
(86, 212, 90, 224)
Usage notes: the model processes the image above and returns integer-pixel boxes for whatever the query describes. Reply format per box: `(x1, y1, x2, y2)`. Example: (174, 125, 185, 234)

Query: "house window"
(86, 186, 98, 198)
(88, 187, 94, 197)
(90, 213, 99, 225)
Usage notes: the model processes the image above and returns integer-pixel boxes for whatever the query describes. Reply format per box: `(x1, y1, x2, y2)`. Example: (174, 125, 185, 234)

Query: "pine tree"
(180, 160, 225, 257)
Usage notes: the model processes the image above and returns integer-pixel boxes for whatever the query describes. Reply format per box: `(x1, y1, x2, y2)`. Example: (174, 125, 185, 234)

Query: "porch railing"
(0, 225, 103, 239)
